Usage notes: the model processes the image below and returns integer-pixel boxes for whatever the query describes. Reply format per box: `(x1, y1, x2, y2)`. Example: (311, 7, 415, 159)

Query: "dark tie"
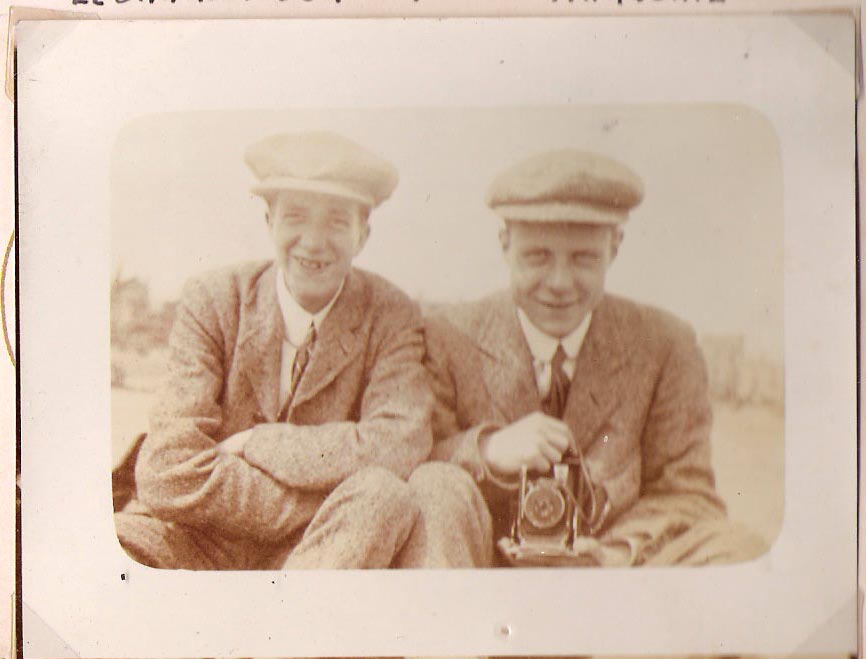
(290, 323, 317, 398)
(542, 343, 570, 418)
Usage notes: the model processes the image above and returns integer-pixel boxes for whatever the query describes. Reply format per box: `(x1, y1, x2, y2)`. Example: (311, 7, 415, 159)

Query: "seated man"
(115, 131, 491, 570)
(425, 149, 765, 567)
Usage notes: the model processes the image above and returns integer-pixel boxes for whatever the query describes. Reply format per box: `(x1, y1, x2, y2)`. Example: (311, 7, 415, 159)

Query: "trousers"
(641, 519, 768, 566)
(115, 463, 492, 570)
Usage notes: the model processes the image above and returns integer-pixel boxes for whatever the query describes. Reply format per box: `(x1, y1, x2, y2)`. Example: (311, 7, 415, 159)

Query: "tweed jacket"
(425, 292, 726, 564)
(135, 261, 433, 544)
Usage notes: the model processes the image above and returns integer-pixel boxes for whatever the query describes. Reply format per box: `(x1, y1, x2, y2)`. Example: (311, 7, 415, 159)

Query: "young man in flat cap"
(426, 149, 765, 567)
(114, 131, 491, 570)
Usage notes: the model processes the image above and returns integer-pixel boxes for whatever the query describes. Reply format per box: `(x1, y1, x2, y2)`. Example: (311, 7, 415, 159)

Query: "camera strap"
(561, 444, 606, 536)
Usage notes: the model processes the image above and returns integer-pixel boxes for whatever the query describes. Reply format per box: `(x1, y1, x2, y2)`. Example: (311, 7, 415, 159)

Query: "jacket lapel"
(288, 270, 367, 413)
(236, 264, 283, 422)
(473, 295, 541, 423)
(562, 297, 632, 450)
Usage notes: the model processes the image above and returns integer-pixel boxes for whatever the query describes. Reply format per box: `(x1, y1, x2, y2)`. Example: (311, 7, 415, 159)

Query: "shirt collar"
(516, 307, 592, 363)
(275, 267, 343, 346)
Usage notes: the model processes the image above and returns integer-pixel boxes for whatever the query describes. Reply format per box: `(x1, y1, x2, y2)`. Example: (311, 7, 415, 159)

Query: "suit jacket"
(135, 261, 433, 544)
(424, 291, 726, 565)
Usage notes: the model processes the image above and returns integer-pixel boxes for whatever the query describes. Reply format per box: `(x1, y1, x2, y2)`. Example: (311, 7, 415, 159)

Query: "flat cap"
(486, 149, 644, 225)
(245, 131, 399, 209)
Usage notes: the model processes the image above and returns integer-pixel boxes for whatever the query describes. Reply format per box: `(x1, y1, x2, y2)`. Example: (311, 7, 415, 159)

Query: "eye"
(522, 249, 550, 266)
(328, 216, 351, 230)
(282, 209, 307, 224)
(573, 252, 602, 265)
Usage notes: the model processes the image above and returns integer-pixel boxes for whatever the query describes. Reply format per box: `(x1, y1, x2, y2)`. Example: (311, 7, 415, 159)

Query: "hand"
(480, 412, 573, 477)
(216, 428, 254, 456)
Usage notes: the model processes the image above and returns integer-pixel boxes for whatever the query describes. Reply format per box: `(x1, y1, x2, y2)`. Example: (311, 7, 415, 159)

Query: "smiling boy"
(425, 149, 765, 567)
(114, 131, 491, 570)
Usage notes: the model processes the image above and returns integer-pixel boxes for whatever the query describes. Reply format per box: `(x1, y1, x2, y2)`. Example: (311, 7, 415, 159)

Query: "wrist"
(478, 432, 495, 469)
(479, 430, 512, 479)
(476, 428, 519, 490)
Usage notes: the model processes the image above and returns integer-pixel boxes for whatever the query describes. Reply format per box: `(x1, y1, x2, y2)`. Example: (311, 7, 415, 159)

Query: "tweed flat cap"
(487, 149, 644, 224)
(245, 131, 399, 209)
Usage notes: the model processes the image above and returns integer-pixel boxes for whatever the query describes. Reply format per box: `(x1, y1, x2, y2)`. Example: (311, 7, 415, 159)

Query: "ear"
(354, 219, 371, 254)
(264, 197, 276, 228)
(609, 226, 624, 261)
(498, 224, 511, 254)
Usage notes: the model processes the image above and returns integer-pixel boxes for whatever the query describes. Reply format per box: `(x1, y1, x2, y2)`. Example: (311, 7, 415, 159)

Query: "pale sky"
(111, 105, 782, 361)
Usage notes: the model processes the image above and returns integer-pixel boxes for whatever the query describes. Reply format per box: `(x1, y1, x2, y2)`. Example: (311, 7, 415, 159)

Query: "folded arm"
(242, 300, 433, 491)
(135, 277, 323, 543)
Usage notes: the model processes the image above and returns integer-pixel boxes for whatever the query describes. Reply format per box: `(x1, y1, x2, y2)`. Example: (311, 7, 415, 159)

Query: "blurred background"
(110, 105, 784, 545)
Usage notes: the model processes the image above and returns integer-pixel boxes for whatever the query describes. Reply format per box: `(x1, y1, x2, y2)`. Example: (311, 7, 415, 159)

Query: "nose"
(546, 260, 572, 295)
(297, 223, 328, 253)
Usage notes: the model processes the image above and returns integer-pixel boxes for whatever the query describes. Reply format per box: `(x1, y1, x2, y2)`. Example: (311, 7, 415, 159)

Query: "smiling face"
(266, 190, 369, 313)
(501, 221, 621, 338)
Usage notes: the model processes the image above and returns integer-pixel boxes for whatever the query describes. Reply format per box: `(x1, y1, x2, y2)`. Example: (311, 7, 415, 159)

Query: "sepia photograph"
(15, 15, 855, 657)
(109, 105, 783, 571)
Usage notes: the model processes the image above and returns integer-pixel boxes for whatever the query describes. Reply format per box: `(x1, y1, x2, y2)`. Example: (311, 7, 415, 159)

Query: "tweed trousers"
(640, 519, 767, 566)
(115, 463, 492, 570)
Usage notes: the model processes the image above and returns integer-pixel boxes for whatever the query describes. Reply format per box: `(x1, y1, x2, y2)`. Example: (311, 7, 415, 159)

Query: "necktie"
(542, 343, 570, 418)
(290, 323, 317, 398)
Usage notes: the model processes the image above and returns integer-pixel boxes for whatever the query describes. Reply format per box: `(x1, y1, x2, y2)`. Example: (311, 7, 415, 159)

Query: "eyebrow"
(521, 248, 551, 258)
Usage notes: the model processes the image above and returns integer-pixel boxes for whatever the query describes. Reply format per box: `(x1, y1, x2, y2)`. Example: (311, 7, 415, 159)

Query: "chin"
(543, 322, 579, 339)
(291, 282, 337, 310)
(536, 310, 584, 338)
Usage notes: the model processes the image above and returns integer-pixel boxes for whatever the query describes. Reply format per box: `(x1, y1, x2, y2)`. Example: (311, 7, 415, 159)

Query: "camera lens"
(524, 483, 567, 529)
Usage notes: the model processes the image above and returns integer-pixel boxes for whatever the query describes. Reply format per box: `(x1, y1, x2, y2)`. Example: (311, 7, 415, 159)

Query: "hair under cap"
(487, 149, 644, 225)
(245, 131, 399, 210)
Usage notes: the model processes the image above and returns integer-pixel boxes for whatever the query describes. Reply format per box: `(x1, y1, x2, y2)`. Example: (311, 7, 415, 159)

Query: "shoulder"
(350, 267, 420, 318)
(599, 294, 703, 368)
(181, 260, 273, 306)
(175, 261, 274, 333)
(422, 291, 513, 367)
(351, 267, 415, 308)
(425, 291, 512, 340)
(602, 294, 696, 341)
(348, 269, 425, 343)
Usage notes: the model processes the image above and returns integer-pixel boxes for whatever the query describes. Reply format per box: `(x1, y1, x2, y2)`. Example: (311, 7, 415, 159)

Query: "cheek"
(332, 235, 360, 261)
(511, 267, 544, 296)
(578, 268, 606, 295)
(272, 227, 300, 252)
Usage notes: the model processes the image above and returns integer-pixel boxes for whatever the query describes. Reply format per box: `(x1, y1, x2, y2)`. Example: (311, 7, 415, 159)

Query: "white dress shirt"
(275, 268, 343, 407)
(516, 308, 592, 399)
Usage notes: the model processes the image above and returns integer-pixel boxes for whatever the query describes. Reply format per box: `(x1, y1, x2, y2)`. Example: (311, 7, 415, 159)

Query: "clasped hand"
(480, 411, 574, 477)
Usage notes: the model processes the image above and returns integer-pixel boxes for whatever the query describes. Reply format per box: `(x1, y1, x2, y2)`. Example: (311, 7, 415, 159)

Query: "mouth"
(293, 255, 332, 274)
(538, 299, 579, 311)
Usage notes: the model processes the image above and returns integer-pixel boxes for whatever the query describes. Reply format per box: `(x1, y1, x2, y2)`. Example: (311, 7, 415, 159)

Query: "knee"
(114, 512, 168, 568)
(406, 463, 494, 567)
(115, 511, 153, 547)
(410, 463, 490, 520)
(409, 462, 478, 497)
(343, 466, 419, 522)
(693, 519, 770, 564)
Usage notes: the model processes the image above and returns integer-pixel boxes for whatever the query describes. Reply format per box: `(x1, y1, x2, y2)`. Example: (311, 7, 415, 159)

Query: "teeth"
(296, 256, 328, 271)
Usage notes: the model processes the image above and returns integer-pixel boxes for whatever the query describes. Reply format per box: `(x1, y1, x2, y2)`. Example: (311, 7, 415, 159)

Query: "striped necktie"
(290, 323, 317, 398)
(542, 343, 570, 418)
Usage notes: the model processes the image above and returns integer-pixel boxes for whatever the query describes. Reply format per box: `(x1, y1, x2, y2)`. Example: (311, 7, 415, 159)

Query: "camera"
(515, 463, 578, 550)
(497, 453, 605, 565)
